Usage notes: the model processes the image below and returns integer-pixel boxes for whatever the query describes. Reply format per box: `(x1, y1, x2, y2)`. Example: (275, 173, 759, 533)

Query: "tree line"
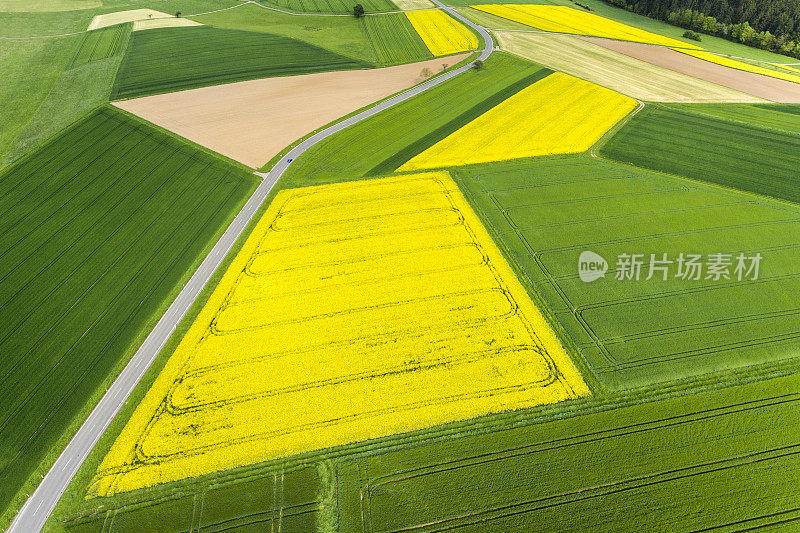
(603, 0, 800, 58)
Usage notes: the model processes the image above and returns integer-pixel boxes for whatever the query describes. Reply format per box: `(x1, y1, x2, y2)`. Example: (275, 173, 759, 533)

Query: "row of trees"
(604, 0, 800, 58)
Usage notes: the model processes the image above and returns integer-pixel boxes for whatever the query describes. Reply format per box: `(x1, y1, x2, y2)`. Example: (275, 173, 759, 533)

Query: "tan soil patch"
(585, 37, 800, 103)
(133, 17, 202, 31)
(114, 55, 469, 168)
(391, 0, 435, 10)
(88, 9, 171, 31)
(497, 32, 763, 103)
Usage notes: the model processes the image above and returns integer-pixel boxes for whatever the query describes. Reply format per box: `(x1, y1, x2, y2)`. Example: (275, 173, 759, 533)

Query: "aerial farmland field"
(3, 0, 800, 530)
(0, 106, 258, 527)
(364, 13, 433, 65)
(111, 26, 372, 99)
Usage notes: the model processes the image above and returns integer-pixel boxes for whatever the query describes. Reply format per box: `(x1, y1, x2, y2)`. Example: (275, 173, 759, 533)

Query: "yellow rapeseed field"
(88, 173, 588, 496)
(400, 73, 636, 171)
(475, 4, 700, 48)
(406, 9, 478, 56)
(675, 49, 800, 84)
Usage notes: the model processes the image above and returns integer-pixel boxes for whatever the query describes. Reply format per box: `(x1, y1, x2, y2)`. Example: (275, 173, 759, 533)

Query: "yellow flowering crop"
(88, 173, 588, 496)
(400, 73, 636, 171)
(406, 9, 478, 56)
(675, 49, 800, 85)
(475, 4, 700, 48)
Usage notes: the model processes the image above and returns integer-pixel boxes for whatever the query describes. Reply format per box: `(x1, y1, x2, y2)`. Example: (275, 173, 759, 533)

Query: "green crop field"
(260, 0, 396, 15)
(0, 106, 258, 525)
(68, 24, 130, 69)
(455, 154, 800, 388)
(61, 466, 321, 532)
(4, 0, 800, 530)
(364, 13, 432, 66)
(674, 103, 800, 135)
(192, 2, 380, 64)
(111, 26, 372, 100)
(601, 104, 800, 205)
(337, 373, 800, 531)
(280, 52, 544, 182)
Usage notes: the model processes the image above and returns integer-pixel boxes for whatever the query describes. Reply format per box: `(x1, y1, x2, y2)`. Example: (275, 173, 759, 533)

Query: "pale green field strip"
(496, 32, 765, 102)
(0, 0, 99, 11)
(457, 155, 800, 388)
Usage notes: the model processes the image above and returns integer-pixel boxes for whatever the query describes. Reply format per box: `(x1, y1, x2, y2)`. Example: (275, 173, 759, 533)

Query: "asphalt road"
(8, 5, 493, 531)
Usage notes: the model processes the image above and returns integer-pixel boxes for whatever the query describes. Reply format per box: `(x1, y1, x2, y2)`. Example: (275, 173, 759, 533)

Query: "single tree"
(353, 4, 365, 17)
(175, 11, 182, 17)
(420, 67, 433, 78)
(473, 59, 484, 71)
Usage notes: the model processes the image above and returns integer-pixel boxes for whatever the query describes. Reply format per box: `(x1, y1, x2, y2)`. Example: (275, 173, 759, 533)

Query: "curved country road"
(7, 4, 492, 532)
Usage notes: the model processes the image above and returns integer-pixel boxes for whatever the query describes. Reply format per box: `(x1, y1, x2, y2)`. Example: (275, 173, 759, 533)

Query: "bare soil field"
(88, 9, 171, 31)
(497, 32, 762, 103)
(114, 55, 468, 168)
(585, 36, 800, 103)
(132, 18, 202, 31)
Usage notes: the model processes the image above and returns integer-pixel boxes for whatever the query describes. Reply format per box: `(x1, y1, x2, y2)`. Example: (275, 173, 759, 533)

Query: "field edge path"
(7, 4, 492, 532)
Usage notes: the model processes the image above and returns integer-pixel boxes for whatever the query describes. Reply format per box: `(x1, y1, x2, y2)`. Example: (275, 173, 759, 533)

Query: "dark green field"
(279, 52, 544, 182)
(601, 104, 800, 205)
(111, 26, 371, 100)
(337, 373, 800, 531)
(62, 466, 320, 533)
(680, 103, 800, 135)
(456, 155, 800, 388)
(364, 13, 432, 66)
(0, 106, 257, 522)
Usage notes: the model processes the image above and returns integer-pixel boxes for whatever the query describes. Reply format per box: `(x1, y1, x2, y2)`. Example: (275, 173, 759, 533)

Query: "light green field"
(456, 154, 800, 388)
(0, 0, 99, 11)
(0, 35, 82, 164)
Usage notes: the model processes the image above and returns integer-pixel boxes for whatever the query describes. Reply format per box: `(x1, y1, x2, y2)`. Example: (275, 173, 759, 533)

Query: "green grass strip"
(367, 68, 553, 176)
(752, 103, 800, 116)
